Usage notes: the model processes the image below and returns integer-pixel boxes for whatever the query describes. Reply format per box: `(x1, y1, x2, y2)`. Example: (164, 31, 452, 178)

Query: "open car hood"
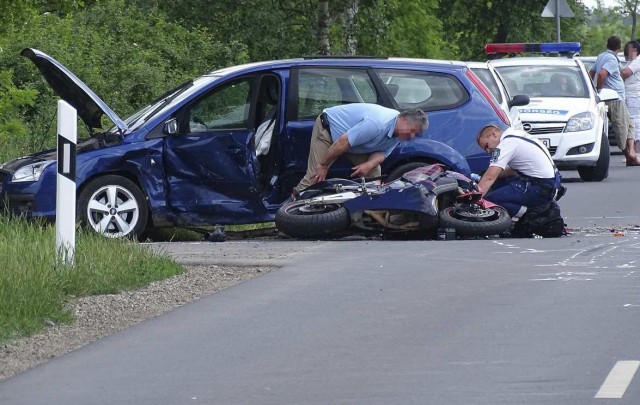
(21, 48, 127, 133)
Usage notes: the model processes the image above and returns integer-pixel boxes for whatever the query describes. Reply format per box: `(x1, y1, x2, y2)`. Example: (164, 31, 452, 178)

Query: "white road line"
(595, 360, 640, 399)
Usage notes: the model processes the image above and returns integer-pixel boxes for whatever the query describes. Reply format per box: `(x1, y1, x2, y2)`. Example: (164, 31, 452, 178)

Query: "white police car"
(487, 42, 616, 182)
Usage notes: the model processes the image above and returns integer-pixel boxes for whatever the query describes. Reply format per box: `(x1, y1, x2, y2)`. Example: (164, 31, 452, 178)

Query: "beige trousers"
(295, 117, 381, 191)
(607, 99, 635, 151)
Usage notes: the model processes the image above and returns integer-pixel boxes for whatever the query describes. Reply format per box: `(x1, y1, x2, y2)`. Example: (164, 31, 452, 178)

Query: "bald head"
(476, 125, 504, 152)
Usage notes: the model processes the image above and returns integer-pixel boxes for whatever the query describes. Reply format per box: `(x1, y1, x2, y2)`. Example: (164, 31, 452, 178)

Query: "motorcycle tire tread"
(438, 206, 512, 237)
(275, 202, 351, 239)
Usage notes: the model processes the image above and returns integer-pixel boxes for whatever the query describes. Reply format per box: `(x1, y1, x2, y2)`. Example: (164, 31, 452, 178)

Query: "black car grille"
(524, 125, 566, 135)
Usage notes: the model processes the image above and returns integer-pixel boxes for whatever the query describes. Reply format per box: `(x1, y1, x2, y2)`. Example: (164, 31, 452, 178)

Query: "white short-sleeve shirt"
(489, 129, 556, 179)
(625, 58, 640, 99)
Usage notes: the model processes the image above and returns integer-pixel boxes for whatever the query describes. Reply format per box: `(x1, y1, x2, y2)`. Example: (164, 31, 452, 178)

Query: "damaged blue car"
(0, 48, 514, 238)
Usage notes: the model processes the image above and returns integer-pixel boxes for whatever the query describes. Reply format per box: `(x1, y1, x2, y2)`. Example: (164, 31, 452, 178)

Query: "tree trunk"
(344, 0, 359, 55)
(317, 0, 331, 55)
(632, 5, 637, 40)
(624, 0, 639, 40)
(493, 22, 509, 44)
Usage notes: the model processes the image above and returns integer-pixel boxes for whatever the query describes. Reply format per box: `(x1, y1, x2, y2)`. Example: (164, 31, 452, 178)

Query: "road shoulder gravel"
(0, 263, 273, 381)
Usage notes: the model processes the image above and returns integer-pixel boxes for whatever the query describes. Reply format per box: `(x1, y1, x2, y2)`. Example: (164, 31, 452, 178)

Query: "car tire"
(78, 175, 148, 239)
(386, 162, 431, 182)
(577, 133, 610, 182)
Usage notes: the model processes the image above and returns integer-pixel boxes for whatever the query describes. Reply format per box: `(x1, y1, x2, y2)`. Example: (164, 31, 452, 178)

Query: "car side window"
(187, 78, 253, 132)
(375, 69, 468, 111)
(297, 68, 377, 119)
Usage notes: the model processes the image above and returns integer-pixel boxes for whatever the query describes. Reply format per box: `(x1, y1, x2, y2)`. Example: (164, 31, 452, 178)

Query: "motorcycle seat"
(435, 177, 458, 187)
(432, 177, 459, 195)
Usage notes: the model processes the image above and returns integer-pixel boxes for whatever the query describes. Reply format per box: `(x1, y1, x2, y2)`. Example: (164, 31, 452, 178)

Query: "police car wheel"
(577, 133, 609, 182)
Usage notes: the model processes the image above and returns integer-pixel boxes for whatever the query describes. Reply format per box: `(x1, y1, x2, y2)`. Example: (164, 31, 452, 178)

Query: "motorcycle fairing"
(297, 178, 362, 200)
(344, 185, 439, 231)
(400, 165, 471, 196)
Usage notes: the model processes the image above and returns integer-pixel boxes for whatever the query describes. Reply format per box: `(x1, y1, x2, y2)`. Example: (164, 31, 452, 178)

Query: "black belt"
(523, 178, 566, 201)
(520, 176, 559, 200)
(320, 112, 330, 131)
(532, 181, 557, 200)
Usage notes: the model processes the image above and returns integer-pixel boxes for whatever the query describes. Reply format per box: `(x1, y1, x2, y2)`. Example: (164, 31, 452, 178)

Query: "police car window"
(187, 78, 252, 132)
(375, 69, 468, 111)
(297, 68, 377, 119)
(494, 66, 587, 98)
(470, 68, 503, 104)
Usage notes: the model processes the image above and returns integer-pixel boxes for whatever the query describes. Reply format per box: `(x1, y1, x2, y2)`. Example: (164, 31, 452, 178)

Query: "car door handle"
(228, 146, 244, 155)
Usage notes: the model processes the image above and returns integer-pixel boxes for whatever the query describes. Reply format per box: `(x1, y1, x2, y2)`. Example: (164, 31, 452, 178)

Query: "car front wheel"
(77, 175, 148, 239)
(577, 133, 610, 182)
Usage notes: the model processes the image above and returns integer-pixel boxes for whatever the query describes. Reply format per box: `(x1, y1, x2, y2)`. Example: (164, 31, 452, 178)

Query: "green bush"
(0, 70, 38, 162)
(0, 0, 249, 162)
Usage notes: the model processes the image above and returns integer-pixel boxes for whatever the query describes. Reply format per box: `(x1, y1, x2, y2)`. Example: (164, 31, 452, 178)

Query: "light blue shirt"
(324, 103, 400, 157)
(593, 50, 625, 100)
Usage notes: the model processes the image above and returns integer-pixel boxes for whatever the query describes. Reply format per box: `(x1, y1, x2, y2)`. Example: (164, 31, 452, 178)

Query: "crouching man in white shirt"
(475, 124, 563, 220)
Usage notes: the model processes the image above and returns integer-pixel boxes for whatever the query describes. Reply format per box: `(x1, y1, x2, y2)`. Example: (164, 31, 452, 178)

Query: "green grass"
(0, 216, 183, 341)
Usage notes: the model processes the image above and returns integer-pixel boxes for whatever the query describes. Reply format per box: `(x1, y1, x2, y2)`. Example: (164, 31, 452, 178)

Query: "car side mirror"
(163, 118, 178, 135)
(508, 94, 530, 109)
(597, 88, 619, 103)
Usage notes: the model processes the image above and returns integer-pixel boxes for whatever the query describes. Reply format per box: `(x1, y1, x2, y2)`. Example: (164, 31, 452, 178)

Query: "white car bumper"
(528, 127, 601, 168)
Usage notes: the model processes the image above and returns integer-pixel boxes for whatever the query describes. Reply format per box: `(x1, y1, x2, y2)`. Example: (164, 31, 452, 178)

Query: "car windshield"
(106, 80, 196, 134)
(494, 65, 587, 98)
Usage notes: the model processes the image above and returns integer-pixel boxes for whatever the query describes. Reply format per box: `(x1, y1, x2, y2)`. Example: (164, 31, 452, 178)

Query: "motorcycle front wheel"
(439, 205, 512, 237)
(275, 200, 351, 239)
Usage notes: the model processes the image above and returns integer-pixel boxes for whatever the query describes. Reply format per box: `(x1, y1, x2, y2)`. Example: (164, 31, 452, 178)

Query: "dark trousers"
(484, 176, 553, 217)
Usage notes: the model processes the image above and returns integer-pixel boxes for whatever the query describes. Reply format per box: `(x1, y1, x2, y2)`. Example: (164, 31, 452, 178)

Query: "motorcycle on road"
(276, 165, 512, 240)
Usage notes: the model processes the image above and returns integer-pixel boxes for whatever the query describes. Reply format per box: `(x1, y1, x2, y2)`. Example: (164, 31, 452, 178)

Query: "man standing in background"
(589, 35, 638, 166)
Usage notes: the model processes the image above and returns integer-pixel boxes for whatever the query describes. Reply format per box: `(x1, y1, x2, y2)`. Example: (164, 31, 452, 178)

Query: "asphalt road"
(560, 153, 640, 229)
(2, 158, 640, 404)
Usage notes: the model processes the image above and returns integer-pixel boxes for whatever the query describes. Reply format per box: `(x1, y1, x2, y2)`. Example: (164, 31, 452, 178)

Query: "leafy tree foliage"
(437, 0, 589, 60)
(0, 71, 38, 162)
(0, 0, 634, 162)
(141, 0, 317, 60)
(582, 4, 628, 55)
(0, 0, 248, 158)
(616, 0, 640, 40)
(143, 0, 446, 60)
(355, 0, 446, 58)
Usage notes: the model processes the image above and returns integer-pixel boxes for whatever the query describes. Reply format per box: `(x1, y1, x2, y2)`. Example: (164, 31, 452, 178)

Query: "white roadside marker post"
(55, 100, 77, 266)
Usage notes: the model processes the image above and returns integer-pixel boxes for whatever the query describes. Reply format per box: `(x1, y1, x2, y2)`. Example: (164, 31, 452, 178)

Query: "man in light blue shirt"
(294, 103, 428, 192)
(590, 35, 638, 165)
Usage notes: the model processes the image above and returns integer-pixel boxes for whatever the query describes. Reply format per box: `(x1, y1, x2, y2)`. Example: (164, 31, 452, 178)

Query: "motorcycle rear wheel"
(276, 200, 351, 239)
(439, 205, 512, 237)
